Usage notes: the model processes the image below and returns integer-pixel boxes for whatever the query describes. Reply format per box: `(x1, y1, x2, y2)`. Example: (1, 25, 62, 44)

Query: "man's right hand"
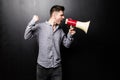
(32, 15, 39, 22)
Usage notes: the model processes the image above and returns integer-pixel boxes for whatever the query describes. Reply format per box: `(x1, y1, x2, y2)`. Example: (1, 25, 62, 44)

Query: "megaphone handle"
(70, 25, 74, 28)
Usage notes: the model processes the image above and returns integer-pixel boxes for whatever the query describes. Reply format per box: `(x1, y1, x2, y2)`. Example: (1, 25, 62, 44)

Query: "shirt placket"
(49, 26, 55, 67)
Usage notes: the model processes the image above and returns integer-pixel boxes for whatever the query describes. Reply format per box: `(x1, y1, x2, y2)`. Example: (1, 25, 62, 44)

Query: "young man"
(24, 5, 76, 80)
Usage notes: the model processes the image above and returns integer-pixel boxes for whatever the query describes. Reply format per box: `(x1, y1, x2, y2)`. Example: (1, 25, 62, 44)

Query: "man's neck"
(48, 18, 57, 27)
(48, 18, 58, 31)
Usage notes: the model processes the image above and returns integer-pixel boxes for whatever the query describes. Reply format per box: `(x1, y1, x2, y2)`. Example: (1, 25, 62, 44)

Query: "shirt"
(24, 19, 74, 68)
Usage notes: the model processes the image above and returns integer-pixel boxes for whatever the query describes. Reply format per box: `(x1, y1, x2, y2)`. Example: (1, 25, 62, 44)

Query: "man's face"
(54, 10, 65, 25)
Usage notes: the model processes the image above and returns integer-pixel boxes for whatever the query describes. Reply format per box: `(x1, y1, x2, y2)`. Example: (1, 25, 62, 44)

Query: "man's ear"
(52, 12, 55, 18)
(53, 11, 58, 18)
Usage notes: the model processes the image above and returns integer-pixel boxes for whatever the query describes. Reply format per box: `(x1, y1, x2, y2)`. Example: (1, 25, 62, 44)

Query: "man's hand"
(32, 15, 39, 22)
(68, 26, 76, 35)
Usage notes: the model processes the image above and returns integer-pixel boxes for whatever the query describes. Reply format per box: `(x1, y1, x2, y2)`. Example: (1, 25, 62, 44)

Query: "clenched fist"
(32, 15, 39, 22)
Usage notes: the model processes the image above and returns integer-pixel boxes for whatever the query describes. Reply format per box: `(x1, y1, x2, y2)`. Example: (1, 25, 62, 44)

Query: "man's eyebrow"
(61, 14, 64, 16)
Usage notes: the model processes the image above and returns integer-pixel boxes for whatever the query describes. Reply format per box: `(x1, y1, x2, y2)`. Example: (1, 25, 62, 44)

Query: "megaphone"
(65, 18, 90, 34)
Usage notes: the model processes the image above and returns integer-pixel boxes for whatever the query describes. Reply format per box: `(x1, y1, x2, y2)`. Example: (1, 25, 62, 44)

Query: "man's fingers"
(70, 25, 74, 29)
(68, 25, 76, 35)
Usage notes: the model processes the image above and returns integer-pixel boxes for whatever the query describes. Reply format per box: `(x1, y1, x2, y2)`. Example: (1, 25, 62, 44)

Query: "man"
(24, 5, 76, 80)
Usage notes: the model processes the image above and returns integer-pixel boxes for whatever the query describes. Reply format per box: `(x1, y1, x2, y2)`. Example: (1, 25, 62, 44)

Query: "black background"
(0, 0, 119, 80)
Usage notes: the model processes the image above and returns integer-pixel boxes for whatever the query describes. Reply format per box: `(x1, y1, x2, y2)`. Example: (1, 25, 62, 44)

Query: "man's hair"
(50, 5, 65, 16)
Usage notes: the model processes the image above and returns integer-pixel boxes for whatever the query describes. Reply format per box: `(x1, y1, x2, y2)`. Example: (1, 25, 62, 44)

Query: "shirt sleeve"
(24, 18, 38, 40)
(62, 30, 74, 48)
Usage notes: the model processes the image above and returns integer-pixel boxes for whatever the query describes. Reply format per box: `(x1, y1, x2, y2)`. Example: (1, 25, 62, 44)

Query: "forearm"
(24, 19, 37, 40)
(63, 33, 74, 48)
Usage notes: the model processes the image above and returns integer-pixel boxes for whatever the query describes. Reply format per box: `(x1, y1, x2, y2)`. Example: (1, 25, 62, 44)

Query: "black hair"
(50, 5, 65, 16)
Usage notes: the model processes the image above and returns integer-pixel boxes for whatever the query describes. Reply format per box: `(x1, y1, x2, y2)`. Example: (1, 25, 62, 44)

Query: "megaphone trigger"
(70, 25, 73, 29)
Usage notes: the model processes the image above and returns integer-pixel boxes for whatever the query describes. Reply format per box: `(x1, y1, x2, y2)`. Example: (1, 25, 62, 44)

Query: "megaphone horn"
(65, 18, 90, 34)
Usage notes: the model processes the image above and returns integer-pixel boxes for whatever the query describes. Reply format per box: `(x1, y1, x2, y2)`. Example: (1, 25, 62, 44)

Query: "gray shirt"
(24, 19, 74, 68)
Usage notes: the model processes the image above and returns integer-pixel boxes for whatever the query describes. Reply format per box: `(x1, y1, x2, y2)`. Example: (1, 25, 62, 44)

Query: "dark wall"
(0, 0, 119, 80)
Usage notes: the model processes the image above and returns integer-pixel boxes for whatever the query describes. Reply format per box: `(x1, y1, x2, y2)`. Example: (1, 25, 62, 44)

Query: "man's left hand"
(68, 26, 76, 35)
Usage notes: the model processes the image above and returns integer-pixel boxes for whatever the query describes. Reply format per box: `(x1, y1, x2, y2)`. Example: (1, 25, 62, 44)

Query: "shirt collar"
(45, 21, 52, 26)
(45, 21, 59, 28)
(45, 21, 60, 32)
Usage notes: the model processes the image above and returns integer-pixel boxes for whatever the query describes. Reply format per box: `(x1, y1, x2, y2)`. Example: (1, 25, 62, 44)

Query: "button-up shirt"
(24, 19, 74, 68)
